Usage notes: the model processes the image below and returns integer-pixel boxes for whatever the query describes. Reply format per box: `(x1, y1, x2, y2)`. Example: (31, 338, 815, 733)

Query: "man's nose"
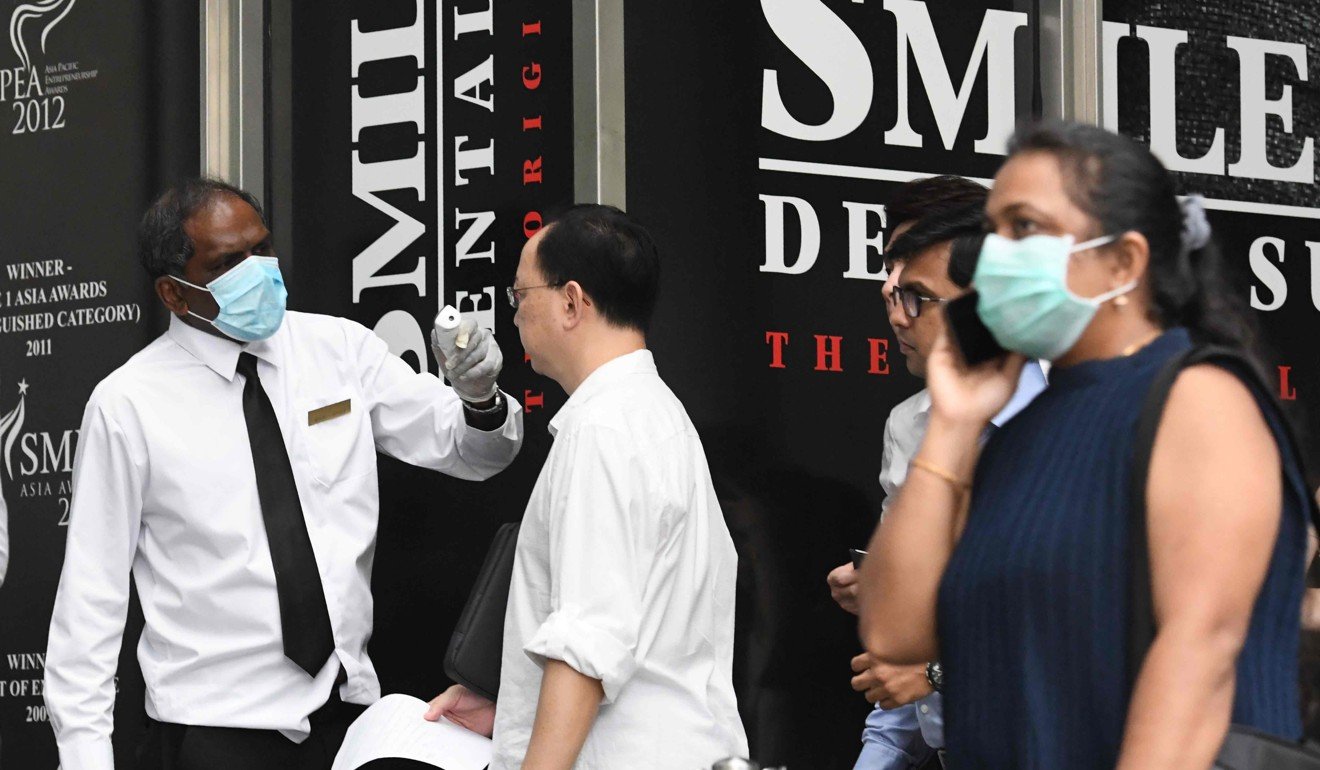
(887, 297, 910, 330)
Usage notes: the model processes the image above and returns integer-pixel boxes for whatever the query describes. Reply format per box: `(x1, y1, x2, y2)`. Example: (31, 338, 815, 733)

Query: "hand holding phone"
(945, 291, 1006, 366)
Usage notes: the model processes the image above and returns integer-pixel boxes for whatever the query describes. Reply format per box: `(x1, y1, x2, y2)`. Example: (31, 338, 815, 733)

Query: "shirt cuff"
(57, 735, 115, 770)
(461, 391, 509, 432)
(523, 604, 638, 703)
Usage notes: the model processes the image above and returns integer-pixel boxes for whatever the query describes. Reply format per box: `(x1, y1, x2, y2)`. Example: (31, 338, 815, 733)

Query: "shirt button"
(919, 704, 930, 714)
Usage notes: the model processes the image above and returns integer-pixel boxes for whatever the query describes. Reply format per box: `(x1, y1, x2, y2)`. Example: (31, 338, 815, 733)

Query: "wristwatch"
(461, 392, 507, 431)
(925, 661, 944, 693)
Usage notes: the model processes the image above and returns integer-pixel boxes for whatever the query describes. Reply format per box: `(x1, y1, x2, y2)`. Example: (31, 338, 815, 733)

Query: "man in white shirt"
(44, 179, 524, 770)
(424, 204, 748, 769)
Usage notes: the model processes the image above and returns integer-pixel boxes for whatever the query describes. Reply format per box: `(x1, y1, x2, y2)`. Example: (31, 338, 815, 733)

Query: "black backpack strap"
(1126, 344, 1320, 694)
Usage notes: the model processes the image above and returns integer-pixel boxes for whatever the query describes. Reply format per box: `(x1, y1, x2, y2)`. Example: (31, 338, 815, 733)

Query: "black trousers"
(136, 692, 433, 770)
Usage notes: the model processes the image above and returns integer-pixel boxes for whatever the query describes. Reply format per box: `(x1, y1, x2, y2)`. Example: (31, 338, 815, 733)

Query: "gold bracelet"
(909, 457, 971, 494)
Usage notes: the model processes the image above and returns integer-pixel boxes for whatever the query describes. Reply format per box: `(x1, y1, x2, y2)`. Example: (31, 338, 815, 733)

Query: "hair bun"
(1179, 195, 1212, 254)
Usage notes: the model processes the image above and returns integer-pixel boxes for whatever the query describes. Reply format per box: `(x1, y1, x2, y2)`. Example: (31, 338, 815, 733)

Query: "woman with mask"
(857, 121, 1312, 769)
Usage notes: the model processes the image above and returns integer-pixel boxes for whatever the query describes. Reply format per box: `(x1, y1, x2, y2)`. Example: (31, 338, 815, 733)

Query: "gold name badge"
(308, 399, 351, 426)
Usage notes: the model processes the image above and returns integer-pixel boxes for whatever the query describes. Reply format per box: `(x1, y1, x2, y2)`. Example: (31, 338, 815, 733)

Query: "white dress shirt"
(45, 312, 523, 770)
(878, 361, 1047, 517)
(491, 350, 748, 769)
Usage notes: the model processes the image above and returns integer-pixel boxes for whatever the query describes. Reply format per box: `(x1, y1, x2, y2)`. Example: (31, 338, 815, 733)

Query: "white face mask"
(973, 233, 1137, 360)
(170, 256, 288, 342)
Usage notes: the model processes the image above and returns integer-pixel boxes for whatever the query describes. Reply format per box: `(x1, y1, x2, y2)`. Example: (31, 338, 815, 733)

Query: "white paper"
(332, 693, 492, 770)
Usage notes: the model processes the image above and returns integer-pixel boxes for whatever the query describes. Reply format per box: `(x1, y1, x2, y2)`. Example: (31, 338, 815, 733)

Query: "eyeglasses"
(892, 285, 949, 319)
(506, 283, 562, 309)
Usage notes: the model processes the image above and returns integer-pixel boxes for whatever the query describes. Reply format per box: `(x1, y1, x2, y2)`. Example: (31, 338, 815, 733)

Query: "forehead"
(897, 242, 954, 286)
(987, 151, 1070, 214)
(517, 227, 549, 279)
(184, 194, 266, 254)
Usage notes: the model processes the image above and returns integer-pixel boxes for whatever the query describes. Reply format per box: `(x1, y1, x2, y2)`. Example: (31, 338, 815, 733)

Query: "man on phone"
(827, 178, 1046, 769)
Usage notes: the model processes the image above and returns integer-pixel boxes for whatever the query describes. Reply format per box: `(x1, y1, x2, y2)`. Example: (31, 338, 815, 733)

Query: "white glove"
(431, 309, 503, 403)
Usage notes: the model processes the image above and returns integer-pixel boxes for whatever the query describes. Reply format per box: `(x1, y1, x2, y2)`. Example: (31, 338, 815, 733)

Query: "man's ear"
(562, 281, 589, 330)
(155, 275, 189, 316)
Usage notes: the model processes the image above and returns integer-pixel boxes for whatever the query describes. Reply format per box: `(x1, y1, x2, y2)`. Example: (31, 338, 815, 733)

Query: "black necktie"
(236, 352, 335, 676)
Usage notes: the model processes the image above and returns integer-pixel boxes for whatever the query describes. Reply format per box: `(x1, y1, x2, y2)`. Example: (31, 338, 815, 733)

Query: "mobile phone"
(945, 291, 1006, 366)
(849, 548, 867, 570)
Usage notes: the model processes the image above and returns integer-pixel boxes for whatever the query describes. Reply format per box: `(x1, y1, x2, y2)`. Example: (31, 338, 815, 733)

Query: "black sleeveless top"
(937, 329, 1309, 769)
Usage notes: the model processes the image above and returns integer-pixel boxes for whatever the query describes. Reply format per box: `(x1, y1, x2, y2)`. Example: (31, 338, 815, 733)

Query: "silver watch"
(925, 661, 944, 693)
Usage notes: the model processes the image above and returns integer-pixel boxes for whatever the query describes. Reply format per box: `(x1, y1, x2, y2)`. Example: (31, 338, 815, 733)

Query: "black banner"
(280, 0, 574, 707)
(0, 1, 198, 766)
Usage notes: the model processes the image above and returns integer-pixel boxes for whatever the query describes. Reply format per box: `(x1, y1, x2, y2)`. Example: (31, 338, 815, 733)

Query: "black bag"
(444, 522, 520, 702)
(1128, 344, 1320, 769)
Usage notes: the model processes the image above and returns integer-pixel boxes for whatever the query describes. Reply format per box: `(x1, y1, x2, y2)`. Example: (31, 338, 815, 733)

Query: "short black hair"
(886, 200, 986, 272)
(535, 204, 660, 333)
(138, 178, 266, 279)
(946, 232, 986, 289)
(886, 175, 987, 231)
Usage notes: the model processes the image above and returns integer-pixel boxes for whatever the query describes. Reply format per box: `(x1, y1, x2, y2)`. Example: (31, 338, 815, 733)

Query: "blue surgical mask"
(171, 256, 288, 342)
(973, 233, 1137, 360)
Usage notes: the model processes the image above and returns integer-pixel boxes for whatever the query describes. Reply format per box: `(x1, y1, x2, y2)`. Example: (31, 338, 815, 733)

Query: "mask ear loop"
(167, 274, 221, 327)
(1070, 233, 1121, 253)
(1066, 232, 1140, 306)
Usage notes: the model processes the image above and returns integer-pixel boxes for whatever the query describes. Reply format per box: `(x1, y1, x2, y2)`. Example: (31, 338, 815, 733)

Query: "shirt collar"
(166, 314, 282, 382)
(910, 359, 1048, 427)
(548, 349, 655, 437)
(991, 359, 1048, 427)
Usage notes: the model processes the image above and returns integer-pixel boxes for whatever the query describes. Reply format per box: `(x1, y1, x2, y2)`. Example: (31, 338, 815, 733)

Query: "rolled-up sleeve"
(523, 425, 655, 703)
(351, 320, 523, 480)
(45, 398, 146, 770)
(855, 703, 935, 770)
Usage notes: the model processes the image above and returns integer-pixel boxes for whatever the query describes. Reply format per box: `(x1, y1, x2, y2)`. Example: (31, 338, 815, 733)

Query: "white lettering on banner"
(448, 1, 499, 343)
(453, 2, 494, 38)
(1249, 236, 1287, 311)
(349, 0, 439, 366)
(884, 0, 1026, 155)
(1136, 25, 1226, 175)
(349, 0, 427, 324)
(453, 56, 494, 111)
(454, 135, 495, 185)
(1104, 25, 1314, 184)
(454, 288, 495, 333)
(760, 0, 872, 141)
(1247, 237, 1320, 312)
(1310, 242, 1320, 313)
(5, 0, 95, 135)
(348, 2, 508, 372)
(455, 210, 496, 265)
(760, 0, 1025, 154)
(840, 201, 888, 281)
(758, 2, 1319, 296)
(1226, 36, 1313, 184)
(759, 195, 820, 275)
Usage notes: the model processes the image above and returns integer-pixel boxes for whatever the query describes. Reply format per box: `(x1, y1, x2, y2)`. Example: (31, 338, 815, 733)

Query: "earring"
(1114, 295, 1129, 308)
